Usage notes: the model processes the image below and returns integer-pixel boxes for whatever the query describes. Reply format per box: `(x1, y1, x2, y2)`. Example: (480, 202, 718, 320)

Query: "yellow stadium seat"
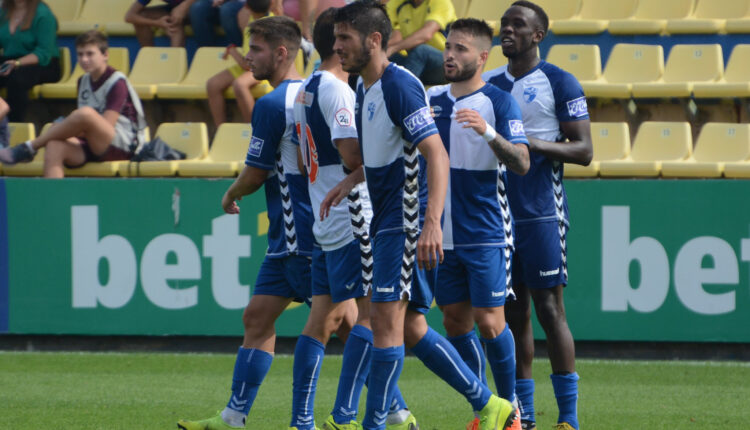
(1, 123, 36, 176)
(631, 44, 723, 98)
(551, 0, 637, 34)
(608, 0, 695, 35)
(3, 123, 51, 177)
(135, 123, 209, 176)
(46, 0, 83, 23)
(485, 46, 508, 72)
(545, 44, 601, 83)
(30, 47, 71, 99)
(465, 0, 507, 34)
(533, 0, 581, 32)
(178, 123, 252, 177)
(662, 123, 750, 177)
(693, 45, 750, 98)
(58, 0, 137, 36)
(565, 122, 630, 177)
(128, 47, 187, 100)
(64, 122, 143, 177)
(157, 48, 234, 99)
(41, 47, 130, 99)
(584, 44, 664, 98)
(452, 0, 470, 18)
(666, 0, 750, 34)
(726, 5, 750, 33)
(599, 122, 692, 177)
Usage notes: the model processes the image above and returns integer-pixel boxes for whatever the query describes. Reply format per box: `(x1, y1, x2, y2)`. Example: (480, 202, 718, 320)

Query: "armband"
(482, 124, 497, 142)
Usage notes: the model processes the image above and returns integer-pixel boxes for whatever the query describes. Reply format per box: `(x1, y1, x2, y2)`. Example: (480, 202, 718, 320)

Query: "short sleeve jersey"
(386, 0, 457, 51)
(355, 63, 438, 237)
(483, 61, 589, 225)
(293, 70, 368, 251)
(245, 79, 314, 258)
(428, 83, 528, 249)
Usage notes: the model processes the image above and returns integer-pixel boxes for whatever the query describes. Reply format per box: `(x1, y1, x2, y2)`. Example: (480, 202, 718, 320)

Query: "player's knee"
(535, 299, 565, 330)
(442, 310, 472, 337)
(241, 306, 273, 337)
(206, 75, 225, 94)
(505, 300, 531, 326)
(474, 309, 505, 339)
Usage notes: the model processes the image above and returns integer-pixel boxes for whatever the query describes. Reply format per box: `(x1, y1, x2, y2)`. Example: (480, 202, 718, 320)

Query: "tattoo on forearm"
(487, 136, 528, 174)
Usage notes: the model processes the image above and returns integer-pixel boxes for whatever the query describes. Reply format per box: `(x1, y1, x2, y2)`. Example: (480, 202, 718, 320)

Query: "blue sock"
(332, 325, 372, 424)
(551, 372, 579, 429)
(290, 335, 326, 430)
(482, 325, 516, 403)
(448, 330, 488, 386)
(226, 347, 273, 415)
(362, 345, 404, 430)
(388, 386, 408, 413)
(411, 327, 491, 411)
(516, 378, 535, 423)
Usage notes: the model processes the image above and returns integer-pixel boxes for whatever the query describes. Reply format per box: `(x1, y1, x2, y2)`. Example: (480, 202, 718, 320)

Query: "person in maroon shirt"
(0, 30, 147, 177)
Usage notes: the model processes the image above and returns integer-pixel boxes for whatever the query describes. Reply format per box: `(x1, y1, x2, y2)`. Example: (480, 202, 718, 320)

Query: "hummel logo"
(540, 268, 560, 277)
(376, 287, 394, 293)
(491, 291, 505, 298)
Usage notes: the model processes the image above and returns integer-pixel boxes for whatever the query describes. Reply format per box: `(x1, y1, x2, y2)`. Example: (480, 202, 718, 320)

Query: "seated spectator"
(124, 0, 198, 47)
(206, 0, 273, 127)
(0, 0, 61, 122)
(385, 0, 455, 85)
(190, 0, 246, 46)
(0, 97, 9, 148)
(0, 31, 147, 178)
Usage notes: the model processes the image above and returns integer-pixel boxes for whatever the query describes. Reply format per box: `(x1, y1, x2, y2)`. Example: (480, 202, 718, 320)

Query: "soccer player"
(427, 16, 530, 424)
(177, 16, 324, 430)
(0, 30, 147, 178)
(483, 2, 593, 430)
(332, 2, 517, 429)
(289, 8, 415, 430)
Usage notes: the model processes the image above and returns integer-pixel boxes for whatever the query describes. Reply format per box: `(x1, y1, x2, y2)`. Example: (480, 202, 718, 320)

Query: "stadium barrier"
(0, 178, 749, 342)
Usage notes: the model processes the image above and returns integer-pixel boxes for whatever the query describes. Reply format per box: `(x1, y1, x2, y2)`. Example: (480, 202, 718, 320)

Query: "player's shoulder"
(426, 83, 450, 99)
(317, 71, 354, 95)
(538, 60, 581, 87)
(381, 63, 424, 94)
(482, 65, 509, 83)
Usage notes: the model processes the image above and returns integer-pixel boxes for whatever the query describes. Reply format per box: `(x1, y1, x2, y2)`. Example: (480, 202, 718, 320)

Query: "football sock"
(223, 347, 273, 426)
(388, 386, 408, 414)
(411, 327, 491, 412)
(362, 345, 404, 430)
(516, 378, 536, 423)
(448, 330, 488, 386)
(551, 372, 579, 429)
(291, 335, 326, 429)
(332, 324, 373, 424)
(482, 325, 516, 403)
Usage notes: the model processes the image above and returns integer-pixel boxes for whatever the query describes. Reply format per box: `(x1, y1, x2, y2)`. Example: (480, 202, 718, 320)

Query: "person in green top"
(0, 0, 60, 121)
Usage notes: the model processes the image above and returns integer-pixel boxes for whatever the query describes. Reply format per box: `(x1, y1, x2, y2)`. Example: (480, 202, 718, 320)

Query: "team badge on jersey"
(336, 108, 353, 127)
(509, 119, 525, 137)
(523, 86, 538, 103)
(367, 102, 376, 121)
(404, 106, 434, 135)
(248, 136, 264, 158)
(566, 96, 589, 118)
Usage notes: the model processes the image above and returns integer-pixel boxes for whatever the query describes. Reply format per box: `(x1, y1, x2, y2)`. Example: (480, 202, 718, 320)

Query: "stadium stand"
(544, 44, 602, 83)
(451, 0, 470, 19)
(2, 123, 50, 177)
(662, 123, 750, 177)
(1, 123, 36, 176)
(666, 0, 750, 34)
(28, 47, 72, 100)
(583, 43, 664, 99)
(551, 0, 638, 35)
(177, 123, 251, 177)
(599, 121, 692, 177)
(127, 122, 209, 176)
(565, 122, 630, 177)
(40, 47, 130, 99)
(608, 0, 695, 35)
(157, 47, 234, 99)
(485, 45, 508, 72)
(128, 47, 188, 100)
(693, 44, 750, 98)
(631, 44, 723, 98)
(57, 0, 138, 36)
(465, 0, 503, 34)
(46, 0, 84, 27)
(534, 0, 582, 33)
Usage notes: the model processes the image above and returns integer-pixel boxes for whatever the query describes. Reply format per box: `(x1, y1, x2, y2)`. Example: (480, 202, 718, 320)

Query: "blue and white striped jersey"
(427, 83, 529, 250)
(293, 70, 371, 251)
(355, 63, 438, 237)
(483, 60, 589, 225)
(244, 79, 314, 258)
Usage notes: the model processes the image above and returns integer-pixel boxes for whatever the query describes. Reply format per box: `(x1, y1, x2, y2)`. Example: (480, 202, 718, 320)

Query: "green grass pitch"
(1, 351, 749, 429)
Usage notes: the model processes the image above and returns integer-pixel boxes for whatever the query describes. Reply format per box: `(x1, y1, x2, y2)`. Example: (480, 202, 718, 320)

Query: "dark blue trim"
(0, 179, 9, 333)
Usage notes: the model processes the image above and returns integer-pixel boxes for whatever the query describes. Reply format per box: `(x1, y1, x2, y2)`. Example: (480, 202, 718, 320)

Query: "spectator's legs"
(236, 4, 250, 32)
(219, 0, 246, 46)
(30, 107, 115, 153)
(189, 0, 220, 46)
(232, 71, 260, 123)
(43, 139, 85, 178)
(206, 69, 235, 127)
(132, 6, 170, 47)
(0, 57, 61, 121)
(390, 44, 446, 86)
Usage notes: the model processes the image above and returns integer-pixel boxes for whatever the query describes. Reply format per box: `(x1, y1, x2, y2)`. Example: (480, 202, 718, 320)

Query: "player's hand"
(454, 108, 487, 136)
(320, 179, 354, 220)
(417, 219, 443, 270)
(222, 192, 241, 214)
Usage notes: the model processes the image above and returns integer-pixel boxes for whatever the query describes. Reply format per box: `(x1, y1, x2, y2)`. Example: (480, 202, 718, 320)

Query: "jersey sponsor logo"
(509, 119, 525, 137)
(335, 108, 353, 127)
(296, 90, 314, 107)
(248, 136, 264, 158)
(523, 86, 538, 103)
(540, 268, 561, 277)
(403, 106, 434, 135)
(431, 105, 443, 117)
(367, 102, 376, 120)
(80, 89, 90, 100)
(566, 97, 588, 118)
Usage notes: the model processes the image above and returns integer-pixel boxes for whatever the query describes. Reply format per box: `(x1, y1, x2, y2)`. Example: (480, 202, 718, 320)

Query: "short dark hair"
(246, 0, 271, 14)
(248, 16, 301, 57)
(333, 0, 392, 49)
(511, 1, 549, 34)
(448, 18, 494, 44)
(313, 7, 338, 60)
(75, 30, 108, 54)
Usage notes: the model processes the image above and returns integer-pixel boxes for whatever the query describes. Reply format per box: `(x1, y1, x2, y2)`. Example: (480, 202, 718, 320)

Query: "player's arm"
(454, 108, 529, 175)
(296, 146, 307, 178)
(386, 21, 441, 57)
(527, 119, 593, 166)
(318, 137, 364, 220)
(222, 166, 269, 214)
(417, 134, 449, 270)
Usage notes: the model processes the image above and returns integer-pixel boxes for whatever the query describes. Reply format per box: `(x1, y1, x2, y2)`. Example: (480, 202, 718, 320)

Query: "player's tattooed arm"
(527, 119, 593, 166)
(319, 165, 364, 220)
(454, 108, 530, 175)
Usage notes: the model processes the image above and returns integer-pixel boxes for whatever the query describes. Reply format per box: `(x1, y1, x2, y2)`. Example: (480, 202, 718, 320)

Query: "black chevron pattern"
(400, 142, 420, 298)
(497, 163, 515, 296)
(276, 150, 298, 255)
(347, 184, 373, 293)
(551, 161, 568, 281)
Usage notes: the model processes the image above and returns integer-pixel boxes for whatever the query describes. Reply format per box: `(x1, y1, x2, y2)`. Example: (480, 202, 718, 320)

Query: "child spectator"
(125, 0, 198, 47)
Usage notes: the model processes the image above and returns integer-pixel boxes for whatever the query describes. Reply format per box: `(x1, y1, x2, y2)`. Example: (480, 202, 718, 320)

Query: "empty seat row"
(565, 121, 750, 178)
(457, 0, 750, 35)
(1, 122, 251, 178)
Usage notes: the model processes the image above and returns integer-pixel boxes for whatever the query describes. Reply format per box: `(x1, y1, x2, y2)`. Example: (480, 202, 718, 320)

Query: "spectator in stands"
(0, 31, 147, 178)
(190, 0, 247, 46)
(124, 0, 198, 47)
(206, 0, 274, 127)
(0, 97, 9, 148)
(0, 0, 61, 122)
(385, 0, 456, 85)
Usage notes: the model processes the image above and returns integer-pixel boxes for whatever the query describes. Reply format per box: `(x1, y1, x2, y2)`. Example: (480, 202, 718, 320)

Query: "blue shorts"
(371, 231, 436, 314)
(512, 221, 568, 289)
(435, 247, 510, 307)
(254, 254, 312, 303)
(311, 240, 369, 303)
